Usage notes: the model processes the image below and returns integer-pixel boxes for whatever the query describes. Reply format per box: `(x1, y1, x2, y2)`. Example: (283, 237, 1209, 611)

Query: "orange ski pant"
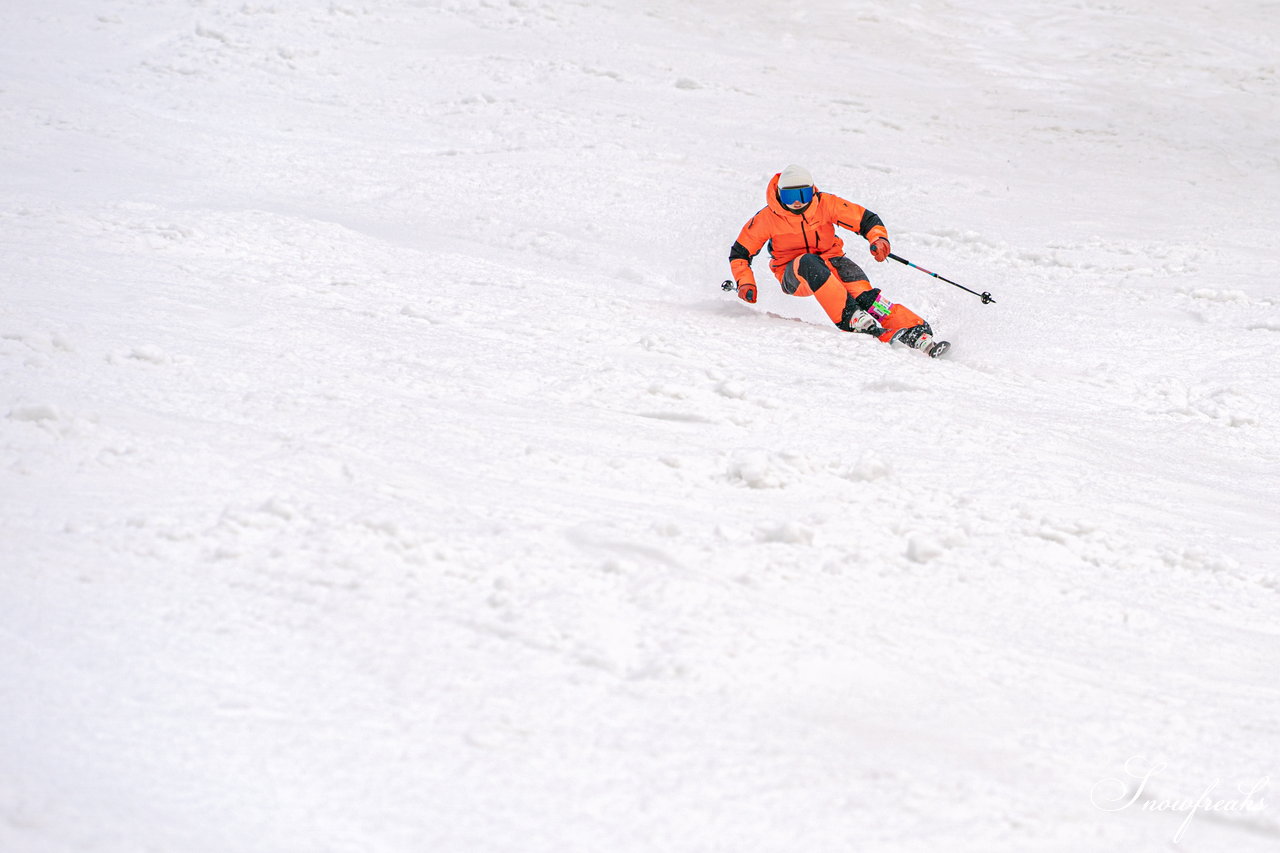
(776, 253, 923, 341)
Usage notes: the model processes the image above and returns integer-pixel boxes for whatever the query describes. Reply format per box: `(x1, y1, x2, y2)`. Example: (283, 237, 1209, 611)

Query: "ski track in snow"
(2, 1, 1280, 852)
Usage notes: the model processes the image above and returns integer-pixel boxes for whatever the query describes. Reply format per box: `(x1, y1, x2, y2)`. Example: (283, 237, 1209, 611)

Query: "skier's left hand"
(869, 238, 890, 262)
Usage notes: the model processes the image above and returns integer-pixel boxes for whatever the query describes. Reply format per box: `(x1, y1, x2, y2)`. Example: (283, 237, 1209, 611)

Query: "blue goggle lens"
(779, 186, 814, 205)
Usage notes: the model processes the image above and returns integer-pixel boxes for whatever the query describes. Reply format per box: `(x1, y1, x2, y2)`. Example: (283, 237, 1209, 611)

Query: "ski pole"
(888, 253, 995, 304)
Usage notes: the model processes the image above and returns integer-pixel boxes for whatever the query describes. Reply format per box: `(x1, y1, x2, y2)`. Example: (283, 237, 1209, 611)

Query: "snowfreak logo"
(1090, 756, 1270, 843)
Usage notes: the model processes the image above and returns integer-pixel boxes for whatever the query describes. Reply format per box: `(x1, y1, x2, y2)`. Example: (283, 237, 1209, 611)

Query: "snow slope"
(3, 1, 1279, 851)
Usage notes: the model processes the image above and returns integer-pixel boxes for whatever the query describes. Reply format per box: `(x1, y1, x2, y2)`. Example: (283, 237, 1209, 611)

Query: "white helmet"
(778, 164, 814, 188)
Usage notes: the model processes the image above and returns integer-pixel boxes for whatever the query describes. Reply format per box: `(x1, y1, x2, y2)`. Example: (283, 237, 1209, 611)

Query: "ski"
(722, 279, 951, 358)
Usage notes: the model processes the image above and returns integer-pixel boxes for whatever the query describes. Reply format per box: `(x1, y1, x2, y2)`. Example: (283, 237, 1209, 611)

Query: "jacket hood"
(766, 172, 818, 216)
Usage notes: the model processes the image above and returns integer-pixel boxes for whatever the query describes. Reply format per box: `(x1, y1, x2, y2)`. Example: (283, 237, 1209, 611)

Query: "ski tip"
(927, 340, 951, 358)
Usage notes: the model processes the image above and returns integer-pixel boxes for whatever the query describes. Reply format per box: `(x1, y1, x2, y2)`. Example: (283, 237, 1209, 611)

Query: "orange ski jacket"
(729, 172, 889, 288)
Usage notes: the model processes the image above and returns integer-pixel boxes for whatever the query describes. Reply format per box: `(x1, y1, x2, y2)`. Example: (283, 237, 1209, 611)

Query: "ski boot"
(841, 308, 886, 337)
(891, 323, 950, 358)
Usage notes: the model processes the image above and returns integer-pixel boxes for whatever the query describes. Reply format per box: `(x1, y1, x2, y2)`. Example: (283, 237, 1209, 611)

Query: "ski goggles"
(779, 185, 814, 205)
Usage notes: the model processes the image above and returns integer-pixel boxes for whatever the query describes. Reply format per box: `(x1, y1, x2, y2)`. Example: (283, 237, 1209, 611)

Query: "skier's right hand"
(737, 282, 757, 303)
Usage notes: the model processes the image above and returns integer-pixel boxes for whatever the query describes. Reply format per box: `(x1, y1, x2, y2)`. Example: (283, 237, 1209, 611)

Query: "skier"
(728, 165, 946, 356)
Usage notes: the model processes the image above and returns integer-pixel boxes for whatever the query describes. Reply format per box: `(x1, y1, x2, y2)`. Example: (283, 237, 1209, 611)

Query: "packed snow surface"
(3, 1, 1280, 851)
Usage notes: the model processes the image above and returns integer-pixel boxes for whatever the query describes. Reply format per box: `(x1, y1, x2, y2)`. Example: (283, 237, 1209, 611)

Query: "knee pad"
(829, 255, 868, 283)
(796, 253, 831, 287)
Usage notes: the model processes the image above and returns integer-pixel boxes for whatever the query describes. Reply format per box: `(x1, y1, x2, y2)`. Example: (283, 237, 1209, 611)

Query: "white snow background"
(3, 1, 1280, 851)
